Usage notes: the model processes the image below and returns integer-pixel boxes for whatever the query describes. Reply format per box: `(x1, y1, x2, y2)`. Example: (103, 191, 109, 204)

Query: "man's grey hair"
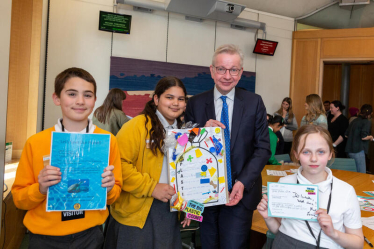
(212, 44, 244, 68)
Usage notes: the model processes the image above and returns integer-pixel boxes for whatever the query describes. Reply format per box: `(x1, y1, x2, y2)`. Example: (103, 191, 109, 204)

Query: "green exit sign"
(99, 11, 132, 34)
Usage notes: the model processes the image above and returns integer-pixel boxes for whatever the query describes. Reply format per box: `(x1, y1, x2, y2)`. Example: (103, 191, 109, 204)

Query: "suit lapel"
(231, 90, 243, 150)
(205, 90, 216, 121)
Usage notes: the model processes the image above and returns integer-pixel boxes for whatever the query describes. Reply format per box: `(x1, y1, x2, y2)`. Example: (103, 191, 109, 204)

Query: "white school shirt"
(54, 118, 96, 133)
(278, 167, 362, 249)
(155, 110, 177, 184)
(214, 85, 235, 134)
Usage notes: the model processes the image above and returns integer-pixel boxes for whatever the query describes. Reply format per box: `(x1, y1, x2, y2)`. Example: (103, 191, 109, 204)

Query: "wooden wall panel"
(322, 38, 374, 59)
(349, 65, 374, 110)
(322, 64, 341, 102)
(290, 39, 321, 125)
(6, 0, 33, 158)
(6, 0, 42, 158)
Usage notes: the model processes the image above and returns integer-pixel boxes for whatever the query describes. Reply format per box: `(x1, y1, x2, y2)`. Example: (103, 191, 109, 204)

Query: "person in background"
(328, 100, 349, 158)
(349, 107, 360, 124)
(324, 100, 332, 121)
(93, 88, 130, 136)
(274, 97, 298, 155)
(301, 94, 327, 129)
(345, 104, 373, 173)
(267, 114, 285, 155)
(257, 125, 364, 249)
(268, 115, 285, 165)
(104, 77, 190, 249)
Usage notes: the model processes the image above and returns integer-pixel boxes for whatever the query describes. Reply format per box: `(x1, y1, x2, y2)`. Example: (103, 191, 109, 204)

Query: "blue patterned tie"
(220, 96, 232, 191)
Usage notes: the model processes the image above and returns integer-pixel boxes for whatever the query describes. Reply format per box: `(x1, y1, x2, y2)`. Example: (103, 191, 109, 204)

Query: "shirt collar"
(297, 166, 333, 193)
(156, 110, 177, 129)
(268, 126, 274, 131)
(214, 85, 235, 102)
(54, 118, 96, 133)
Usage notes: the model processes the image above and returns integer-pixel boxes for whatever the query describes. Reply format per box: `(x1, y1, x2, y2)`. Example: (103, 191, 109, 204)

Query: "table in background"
(251, 165, 374, 249)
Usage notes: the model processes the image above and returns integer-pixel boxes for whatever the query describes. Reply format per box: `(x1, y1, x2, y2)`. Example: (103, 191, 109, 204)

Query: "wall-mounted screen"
(99, 11, 131, 34)
(253, 39, 278, 56)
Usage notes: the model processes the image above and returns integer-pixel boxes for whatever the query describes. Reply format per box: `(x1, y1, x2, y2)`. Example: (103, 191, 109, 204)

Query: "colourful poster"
(46, 132, 110, 211)
(167, 127, 229, 210)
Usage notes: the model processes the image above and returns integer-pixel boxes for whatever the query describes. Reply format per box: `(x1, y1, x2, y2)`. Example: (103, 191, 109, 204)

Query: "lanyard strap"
(61, 119, 89, 133)
(297, 178, 333, 249)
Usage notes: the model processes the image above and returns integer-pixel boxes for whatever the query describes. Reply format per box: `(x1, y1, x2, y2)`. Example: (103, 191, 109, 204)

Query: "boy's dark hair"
(324, 100, 330, 104)
(268, 115, 285, 126)
(141, 76, 187, 156)
(54, 67, 97, 97)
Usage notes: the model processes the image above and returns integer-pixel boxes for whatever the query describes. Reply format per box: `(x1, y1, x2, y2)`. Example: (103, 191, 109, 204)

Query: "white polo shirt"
(278, 167, 362, 249)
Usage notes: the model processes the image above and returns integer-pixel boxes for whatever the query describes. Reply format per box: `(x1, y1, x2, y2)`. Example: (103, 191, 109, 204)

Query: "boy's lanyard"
(297, 179, 333, 249)
(61, 119, 89, 133)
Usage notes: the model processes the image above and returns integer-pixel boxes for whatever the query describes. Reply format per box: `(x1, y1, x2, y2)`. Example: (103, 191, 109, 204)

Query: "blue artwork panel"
(46, 132, 110, 211)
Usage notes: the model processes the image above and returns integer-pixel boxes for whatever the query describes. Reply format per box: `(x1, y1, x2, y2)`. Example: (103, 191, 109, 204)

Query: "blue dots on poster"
(201, 165, 208, 172)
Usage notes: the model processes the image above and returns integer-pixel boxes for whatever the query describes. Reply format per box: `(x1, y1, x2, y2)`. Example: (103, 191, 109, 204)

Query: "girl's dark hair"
(331, 100, 345, 112)
(268, 115, 285, 126)
(93, 88, 127, 124)
(141, 76, 187, 156)
(360, 104, 373, 119)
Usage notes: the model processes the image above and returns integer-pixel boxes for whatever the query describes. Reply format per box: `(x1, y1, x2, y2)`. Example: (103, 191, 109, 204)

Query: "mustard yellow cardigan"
(112, 115, 164, 229)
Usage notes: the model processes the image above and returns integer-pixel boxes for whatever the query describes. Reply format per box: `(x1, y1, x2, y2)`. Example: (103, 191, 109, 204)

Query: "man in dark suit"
(185, 44, 271, 248)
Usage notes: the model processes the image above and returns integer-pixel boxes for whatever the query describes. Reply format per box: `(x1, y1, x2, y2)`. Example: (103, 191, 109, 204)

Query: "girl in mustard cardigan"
(104, 77, 190, 249)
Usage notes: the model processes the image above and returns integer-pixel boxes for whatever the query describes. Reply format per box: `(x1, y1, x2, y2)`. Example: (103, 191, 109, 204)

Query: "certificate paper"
(46, 132, 110, 211)
(267, 182, 319, 221)
(167, 127, 229, 210)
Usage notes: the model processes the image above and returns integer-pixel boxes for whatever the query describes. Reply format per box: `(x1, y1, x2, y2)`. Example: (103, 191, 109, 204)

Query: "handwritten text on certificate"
(267, 182, 319, 221)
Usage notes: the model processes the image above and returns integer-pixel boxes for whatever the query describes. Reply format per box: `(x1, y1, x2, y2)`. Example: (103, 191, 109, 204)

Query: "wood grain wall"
(6, 0, 43, 158)
(290, 27, 374, 125)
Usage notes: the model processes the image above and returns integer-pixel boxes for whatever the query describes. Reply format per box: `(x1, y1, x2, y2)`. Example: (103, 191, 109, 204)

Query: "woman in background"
(300, 94, 327, 129)
(328, 100, 349, 158)
(349, 107, 359, 124)
(93, 88, 130, 136)
(274, 97, 298, 154)
(345, 104, 373, 173)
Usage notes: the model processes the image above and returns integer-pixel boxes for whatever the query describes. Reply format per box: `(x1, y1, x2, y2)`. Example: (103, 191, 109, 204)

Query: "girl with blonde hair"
(300, 94, 327, 129)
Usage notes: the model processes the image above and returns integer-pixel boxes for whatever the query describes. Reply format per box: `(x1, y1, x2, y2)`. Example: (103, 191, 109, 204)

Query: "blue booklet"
(46, 132, 110, 211)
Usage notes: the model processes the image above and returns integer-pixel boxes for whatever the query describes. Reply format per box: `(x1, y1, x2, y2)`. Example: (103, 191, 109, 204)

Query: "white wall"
(43, 0, 294, 128)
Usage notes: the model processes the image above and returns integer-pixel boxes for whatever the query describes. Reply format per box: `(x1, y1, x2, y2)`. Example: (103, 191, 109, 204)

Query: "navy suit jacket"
(185, 88, 271, 210)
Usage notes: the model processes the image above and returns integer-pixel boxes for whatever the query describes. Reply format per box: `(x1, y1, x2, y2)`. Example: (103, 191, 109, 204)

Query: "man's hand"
(204, 119, 226, 129)
(226, 180, 244, 206)
(38, 165, 61, 195)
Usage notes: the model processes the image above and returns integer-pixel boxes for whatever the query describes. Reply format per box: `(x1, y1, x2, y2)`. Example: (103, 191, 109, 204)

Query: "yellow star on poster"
(208, 167, 217, 177)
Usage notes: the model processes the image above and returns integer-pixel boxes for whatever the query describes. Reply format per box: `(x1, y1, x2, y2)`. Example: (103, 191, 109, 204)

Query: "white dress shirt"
(156, 110, 177, 184)
(214, 86, 235, 134)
